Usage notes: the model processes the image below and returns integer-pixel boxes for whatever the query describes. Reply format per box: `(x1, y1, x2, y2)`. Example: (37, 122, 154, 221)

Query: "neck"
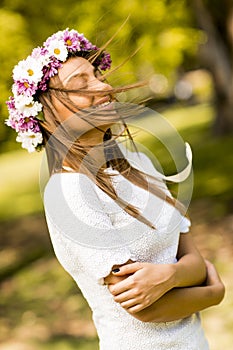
(63, 133, 111, 172)
(79, 126, 113, 169)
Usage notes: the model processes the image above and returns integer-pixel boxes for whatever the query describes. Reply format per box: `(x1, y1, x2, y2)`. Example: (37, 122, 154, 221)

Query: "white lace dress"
(43, 149, 209, 350)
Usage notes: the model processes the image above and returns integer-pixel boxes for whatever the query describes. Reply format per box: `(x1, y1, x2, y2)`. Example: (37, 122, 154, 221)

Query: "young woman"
(6, 28, 224, 349)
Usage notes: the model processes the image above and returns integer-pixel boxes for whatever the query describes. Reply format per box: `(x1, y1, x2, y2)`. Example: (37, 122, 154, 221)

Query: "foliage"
(0, 8, 32, 151)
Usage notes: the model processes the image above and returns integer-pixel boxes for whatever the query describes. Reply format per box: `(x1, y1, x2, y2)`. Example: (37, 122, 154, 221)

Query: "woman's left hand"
(107, 261, 176, 313)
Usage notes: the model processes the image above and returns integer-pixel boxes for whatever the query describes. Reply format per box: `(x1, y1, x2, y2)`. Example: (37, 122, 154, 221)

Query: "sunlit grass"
(0, 257, 98, 348)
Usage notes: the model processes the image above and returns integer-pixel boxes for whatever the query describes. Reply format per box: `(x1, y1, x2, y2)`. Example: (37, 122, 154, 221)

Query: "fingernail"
(112, 268, 120, 273)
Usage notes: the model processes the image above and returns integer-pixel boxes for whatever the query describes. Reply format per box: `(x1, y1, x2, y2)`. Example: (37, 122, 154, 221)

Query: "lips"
(94, 96, 110, 106)
(93, 96, 112, 109)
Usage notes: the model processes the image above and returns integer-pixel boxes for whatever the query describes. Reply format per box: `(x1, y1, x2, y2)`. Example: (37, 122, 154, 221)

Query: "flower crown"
(5, 28, 112, 153)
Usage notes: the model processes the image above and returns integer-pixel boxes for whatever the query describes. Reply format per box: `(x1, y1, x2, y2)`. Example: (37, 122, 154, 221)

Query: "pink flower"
(78, 33, 95, 50)
(95, 52, 112, 71)
(31, 46, 47, 59)
(6, 97, 23, 123)
(5, 115, 18, 131)
(13, 80, 37, 97)
(6, 96, 15, 110)
(38, 58, 62, 91)
(62, 29, 81, 52)
(17, 117, 41, 133)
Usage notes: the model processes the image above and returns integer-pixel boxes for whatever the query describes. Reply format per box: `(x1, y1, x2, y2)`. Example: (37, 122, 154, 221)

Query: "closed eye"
(65, 73, 88, 89)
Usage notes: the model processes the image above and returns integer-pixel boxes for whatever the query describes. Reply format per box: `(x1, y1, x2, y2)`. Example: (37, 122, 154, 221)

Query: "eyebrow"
(64, 73, 88, 85)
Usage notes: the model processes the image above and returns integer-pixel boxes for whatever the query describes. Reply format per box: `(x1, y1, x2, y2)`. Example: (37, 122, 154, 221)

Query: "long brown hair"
(38, 52, 187, 229)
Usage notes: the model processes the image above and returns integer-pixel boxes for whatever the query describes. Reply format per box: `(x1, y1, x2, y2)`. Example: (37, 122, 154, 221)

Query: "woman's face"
(56, 56, 112, 112)
(49, 56, 115, 141)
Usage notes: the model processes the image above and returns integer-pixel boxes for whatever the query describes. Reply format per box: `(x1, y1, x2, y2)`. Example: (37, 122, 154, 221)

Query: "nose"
(90, 76, 112, 92)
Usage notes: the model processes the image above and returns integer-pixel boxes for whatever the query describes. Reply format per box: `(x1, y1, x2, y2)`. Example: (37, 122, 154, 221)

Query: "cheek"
(52, 94, 92, 122)
(69, 93, 92, 109)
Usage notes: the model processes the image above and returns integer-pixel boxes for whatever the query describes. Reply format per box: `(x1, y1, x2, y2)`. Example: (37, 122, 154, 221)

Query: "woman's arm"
(105, 233, 207, 313)
(174, 232, 207, 287)
(129, 260, 225, 322)
(105, 260, 225, 322)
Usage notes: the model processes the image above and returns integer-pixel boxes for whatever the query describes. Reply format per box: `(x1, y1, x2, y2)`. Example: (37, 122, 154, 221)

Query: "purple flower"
(38, 58, 62, 91)
(96, 52, 112, 71)
(13, 80, 37, 97)
(6, 97, 22, 123)
(17, 117, 41, 133)
(6, 96, 15, 110)
(78, 33, 95, 50)
(62, 29, 81, 52)
(46, 57, 62, 78)
(5, 115, 18, 130)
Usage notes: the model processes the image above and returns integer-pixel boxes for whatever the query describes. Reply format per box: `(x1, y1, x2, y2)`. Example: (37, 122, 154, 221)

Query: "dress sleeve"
(43, 173, 133, 286)
(180, 216, 191, 233)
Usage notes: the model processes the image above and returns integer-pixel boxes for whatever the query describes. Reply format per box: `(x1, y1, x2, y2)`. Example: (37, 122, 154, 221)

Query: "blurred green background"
(0, 0, 233, 349)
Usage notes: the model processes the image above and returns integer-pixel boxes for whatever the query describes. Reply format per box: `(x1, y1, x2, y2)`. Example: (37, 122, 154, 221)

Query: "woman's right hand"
(104, 258, 225, 322)
(126, 259, 225, 323)
(104, 259, 134, 286)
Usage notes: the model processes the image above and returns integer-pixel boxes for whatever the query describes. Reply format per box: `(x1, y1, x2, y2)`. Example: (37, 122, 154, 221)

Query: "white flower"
(47, 39, 68, 61)
(16, 131, 43, 153)
(13, 56, 44, 84)
(14, 94, 32, 107)
(14, 95, 42, 117)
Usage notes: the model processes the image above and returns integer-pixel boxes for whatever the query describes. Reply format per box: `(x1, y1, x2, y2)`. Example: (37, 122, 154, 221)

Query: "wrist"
(173, 261, 183, 288)
(168, 263, 178, 289)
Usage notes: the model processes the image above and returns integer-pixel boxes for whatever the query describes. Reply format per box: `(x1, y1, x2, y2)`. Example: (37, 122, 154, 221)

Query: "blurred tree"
(191, 0, 233, 135)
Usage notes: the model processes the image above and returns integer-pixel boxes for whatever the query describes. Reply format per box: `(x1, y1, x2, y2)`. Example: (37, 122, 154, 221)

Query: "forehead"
(58, 56, 94, 82)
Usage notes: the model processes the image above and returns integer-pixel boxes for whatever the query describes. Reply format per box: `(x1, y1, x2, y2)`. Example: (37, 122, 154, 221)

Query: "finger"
(112, 262, 143, 276)
(104, 275, 126, 285)
(108, 276, 135, 296)
(114, 290, 137, 303)
(120, 299, 139, 309)
(108, 281, 132, 294)
(127, 303, 145, 313)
